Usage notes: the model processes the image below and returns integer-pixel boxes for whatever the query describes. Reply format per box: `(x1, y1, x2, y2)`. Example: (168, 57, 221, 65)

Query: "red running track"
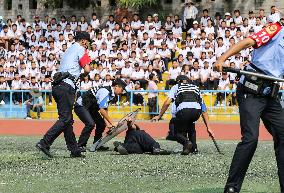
(0, 120, 272, 140)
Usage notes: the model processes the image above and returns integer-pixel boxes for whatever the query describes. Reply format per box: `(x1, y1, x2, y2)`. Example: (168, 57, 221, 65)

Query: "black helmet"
(176, 75, 190, 83)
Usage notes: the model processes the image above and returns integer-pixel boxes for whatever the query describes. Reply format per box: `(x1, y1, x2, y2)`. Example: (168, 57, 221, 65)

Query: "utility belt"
(240, 65, 280, 98)
(52, 72, 77, 87)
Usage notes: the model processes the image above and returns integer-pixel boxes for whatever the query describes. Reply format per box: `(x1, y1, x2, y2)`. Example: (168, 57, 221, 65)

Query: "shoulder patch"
(249, 22, 282, 48)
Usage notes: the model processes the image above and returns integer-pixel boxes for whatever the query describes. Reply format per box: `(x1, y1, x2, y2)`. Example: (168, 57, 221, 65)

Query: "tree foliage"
(117, 0, 159, 9)
(38, 0, 160, 9)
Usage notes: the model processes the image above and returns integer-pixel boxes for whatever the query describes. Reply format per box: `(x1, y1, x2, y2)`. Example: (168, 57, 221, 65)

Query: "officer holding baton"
(36, 32, 92, 158)
(216, 22, 284, 193)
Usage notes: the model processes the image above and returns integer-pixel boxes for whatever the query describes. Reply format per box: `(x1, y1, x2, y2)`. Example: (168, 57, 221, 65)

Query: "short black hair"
(149, 73, 155, 80)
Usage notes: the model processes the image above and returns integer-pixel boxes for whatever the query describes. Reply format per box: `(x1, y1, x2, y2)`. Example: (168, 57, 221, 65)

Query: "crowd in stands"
(0, 2, 283, 107)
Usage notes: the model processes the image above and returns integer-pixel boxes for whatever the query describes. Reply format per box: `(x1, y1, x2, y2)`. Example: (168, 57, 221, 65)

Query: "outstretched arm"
(202, 111, 214, 137)
(152, 97, 172, 121)
(216, 38, 255, 71)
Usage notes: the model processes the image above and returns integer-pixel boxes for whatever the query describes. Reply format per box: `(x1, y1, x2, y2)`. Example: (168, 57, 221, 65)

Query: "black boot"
(36, 142, 53, 158)
(181, 141, 193, 155)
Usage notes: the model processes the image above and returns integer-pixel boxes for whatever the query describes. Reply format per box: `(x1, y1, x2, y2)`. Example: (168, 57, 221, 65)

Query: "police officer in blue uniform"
(216, 22, 284, 193)
(74, 79, 127, 152)
(36, 32, 91, 158)
(152, 75, 212, 155)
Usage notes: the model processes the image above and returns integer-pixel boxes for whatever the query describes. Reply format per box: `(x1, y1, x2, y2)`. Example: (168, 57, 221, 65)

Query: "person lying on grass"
(113, 117, 171, 155)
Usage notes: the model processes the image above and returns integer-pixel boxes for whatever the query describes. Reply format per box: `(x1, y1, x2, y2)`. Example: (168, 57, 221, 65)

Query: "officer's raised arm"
(216, 38, 255, 71)
(216, 22, 282, 72)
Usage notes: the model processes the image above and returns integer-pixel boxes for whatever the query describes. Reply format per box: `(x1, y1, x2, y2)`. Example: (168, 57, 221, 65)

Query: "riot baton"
(223, 67, 284, 82)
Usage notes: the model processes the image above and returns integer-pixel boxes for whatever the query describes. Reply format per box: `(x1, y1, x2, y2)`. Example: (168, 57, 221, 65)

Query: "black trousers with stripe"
(225, 87, 284, 193)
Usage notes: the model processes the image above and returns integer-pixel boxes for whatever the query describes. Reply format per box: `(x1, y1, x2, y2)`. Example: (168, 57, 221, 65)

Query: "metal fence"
(0, 90, 284, 119)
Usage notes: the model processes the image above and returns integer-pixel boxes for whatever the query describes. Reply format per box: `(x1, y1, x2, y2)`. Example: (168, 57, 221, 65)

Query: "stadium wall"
(0, 0, 283, 23)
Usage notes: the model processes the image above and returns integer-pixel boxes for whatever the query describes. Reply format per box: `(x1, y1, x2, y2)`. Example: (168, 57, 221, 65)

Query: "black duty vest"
(82, 86, 112, 110)
(175, 83, 202, 107)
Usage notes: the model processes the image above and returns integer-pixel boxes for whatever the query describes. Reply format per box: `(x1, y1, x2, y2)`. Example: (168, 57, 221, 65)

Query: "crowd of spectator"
(0, 2, 283, 107)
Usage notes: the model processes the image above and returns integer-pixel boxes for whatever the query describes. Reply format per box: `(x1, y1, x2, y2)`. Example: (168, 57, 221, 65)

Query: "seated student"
(133, 81, 145, 106)
(25, 89, 44, 119)
(113, 117, 171, 155)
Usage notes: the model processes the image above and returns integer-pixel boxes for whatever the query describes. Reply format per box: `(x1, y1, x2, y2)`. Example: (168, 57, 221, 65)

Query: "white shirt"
(268, 12, 281, 23)
(169, 67, 181, 79)
(218, 78, 230, 90)
(121, 67, 133, 78)
(81, 80, 93, 90)
(0, 82, 9, 90)
(131, 69, 145, 79)
(183, 5, 198, 20)
(190, 69, 200, 79)
(41, 82, 52, 90)
(200, 68, 211, 80)
(188, 28, 201, 39)
(11, 80, 21, 90)
(200, 16, 211, 27)
(93, 79, 103, 88)
(90, 19, 100, 29)
(204, 26, 215, 35)
(20, 81, 30, 90)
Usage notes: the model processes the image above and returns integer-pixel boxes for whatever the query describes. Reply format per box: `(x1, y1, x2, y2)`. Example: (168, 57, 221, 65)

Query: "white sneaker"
(123, 101, 129, 106)
(25, 117, 32, 120)
(0, 100, 5, 105)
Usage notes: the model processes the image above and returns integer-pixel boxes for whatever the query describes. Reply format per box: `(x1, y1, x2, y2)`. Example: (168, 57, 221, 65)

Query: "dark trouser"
(191, 79, 201, 87)
(188, 122, 197, 150)
(43, 92, 52, 103)
(225, 87, 284, 193)
(39, 82, 79, 154)
(165, 79, 176, 90)
(148, 96, 158, 118)
(13, 91, 21, 103)
(133, 93, 144, 105)
(23, 92, 30, 102)
(162, 58, 170, 71)
(168, 117, 176, 138)
(122, 129, 160, 154)
(0, 92, 5, 101)
(156, 70, 163, 82)
(201, 79, 210, 90)
(26, 103, 42, 118)
(74, 104, 106, 147)
(217, 92, 226, 104)
(175, 108, 201, 146)
(210, 79, 219, 90)
(186, 18, 194, 31)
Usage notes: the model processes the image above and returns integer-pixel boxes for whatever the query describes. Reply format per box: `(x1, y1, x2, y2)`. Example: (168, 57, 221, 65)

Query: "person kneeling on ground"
(113, 118, 171, 155)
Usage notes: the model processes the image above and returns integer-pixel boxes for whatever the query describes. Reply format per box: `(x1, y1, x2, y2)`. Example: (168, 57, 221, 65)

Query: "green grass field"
(0, 136, 280, 193)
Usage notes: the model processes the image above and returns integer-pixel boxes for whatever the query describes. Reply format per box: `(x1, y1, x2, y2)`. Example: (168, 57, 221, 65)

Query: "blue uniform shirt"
(95, 88, 115, 109)
(168, 84, 206, 113)
(250, 23, 284, 77)
(76, 87, 114, 109)
(59, 42, 85, 88)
